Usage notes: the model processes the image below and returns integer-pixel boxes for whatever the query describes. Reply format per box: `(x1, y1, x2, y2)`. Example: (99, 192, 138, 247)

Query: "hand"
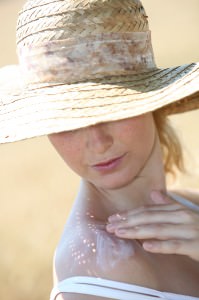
(106, 191, 199, 261)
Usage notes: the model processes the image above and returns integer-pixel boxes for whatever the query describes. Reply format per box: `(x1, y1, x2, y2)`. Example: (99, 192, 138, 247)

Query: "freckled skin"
(49, 114, 199, 297)
(49, 113, 159, 282)
(55, 211, 137, 276)
(48, 113, 156, 190)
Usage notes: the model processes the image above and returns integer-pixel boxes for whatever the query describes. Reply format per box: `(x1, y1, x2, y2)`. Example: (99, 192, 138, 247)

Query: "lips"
(91, 154, 126, 172)
(94, 156, 122, 167)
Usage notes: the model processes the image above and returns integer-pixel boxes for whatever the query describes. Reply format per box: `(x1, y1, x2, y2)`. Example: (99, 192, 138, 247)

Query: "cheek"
(48, 134, 83, 169)
(134, 123, 155, 157)
(117, 115, 155, 151)
(60, 144, 83, 172)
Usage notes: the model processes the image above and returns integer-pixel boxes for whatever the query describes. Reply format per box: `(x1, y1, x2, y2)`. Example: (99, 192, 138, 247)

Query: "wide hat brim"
(0, 62, 199, 143)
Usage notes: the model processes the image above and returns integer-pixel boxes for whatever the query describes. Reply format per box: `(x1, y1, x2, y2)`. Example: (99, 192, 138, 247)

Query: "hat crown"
(17, 0, 149, 47)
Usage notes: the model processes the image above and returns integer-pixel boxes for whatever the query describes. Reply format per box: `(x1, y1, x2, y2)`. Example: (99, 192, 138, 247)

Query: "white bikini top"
(50, 193, 199, 300)
(50, 276, 199, 300)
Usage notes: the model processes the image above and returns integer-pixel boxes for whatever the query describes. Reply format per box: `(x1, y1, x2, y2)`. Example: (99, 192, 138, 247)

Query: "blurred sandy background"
(0, 0, 199, 299)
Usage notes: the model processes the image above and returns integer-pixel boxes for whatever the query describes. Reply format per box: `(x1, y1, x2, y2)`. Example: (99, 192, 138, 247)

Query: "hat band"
(19, 31, 156, 85)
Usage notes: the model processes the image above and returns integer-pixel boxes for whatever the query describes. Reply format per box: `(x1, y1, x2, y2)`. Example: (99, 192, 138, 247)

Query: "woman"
(0, 0, 199, 299)
(49, 112, 199, 300)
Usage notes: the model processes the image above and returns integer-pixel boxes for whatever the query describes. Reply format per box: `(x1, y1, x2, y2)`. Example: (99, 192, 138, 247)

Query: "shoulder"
(53, 220, 159, 288)
(53, 221, 101, 283)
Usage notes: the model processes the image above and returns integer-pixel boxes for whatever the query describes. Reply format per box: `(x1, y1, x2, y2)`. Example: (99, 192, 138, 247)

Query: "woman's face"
(48, 113, 156, 190)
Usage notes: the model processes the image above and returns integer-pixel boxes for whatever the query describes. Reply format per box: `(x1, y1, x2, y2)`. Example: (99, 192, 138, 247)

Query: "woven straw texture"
(0, 0, 199, 143)
(17, 0, 149, 47)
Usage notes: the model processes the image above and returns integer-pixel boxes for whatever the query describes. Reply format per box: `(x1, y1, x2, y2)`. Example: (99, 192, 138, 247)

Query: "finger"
(114, 223, 199, 240)
(142, 239, 199, 261)
(150, 190, 172, 204)
(107, 208, 195, 232)
(108, 203, 182, 223)
(151, 191, 199, 214)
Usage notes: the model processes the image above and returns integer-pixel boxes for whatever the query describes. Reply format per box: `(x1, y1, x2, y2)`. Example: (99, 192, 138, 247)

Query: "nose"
(85, 123, 113, 153)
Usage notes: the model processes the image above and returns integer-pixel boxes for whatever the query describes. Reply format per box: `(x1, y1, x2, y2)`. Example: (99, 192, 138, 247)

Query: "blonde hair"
(153, 111, 184, 175)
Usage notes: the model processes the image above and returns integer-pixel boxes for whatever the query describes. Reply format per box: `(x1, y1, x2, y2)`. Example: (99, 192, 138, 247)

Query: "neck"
(73, 135, 166, 223)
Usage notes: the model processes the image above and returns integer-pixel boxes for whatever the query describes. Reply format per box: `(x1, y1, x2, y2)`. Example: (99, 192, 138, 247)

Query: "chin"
(94, 173, 136, 191)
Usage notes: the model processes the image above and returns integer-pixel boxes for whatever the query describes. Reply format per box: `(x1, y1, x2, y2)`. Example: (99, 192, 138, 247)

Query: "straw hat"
(0, 0, 199, 143)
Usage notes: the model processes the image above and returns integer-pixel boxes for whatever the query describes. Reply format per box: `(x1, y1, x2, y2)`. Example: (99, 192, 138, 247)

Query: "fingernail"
(106, 224, 115, 232)
(108, 213, 126, 222)
(143, 242, 153, 249)
(116, 228, 127, 234)
(150, 190, 164, 204)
